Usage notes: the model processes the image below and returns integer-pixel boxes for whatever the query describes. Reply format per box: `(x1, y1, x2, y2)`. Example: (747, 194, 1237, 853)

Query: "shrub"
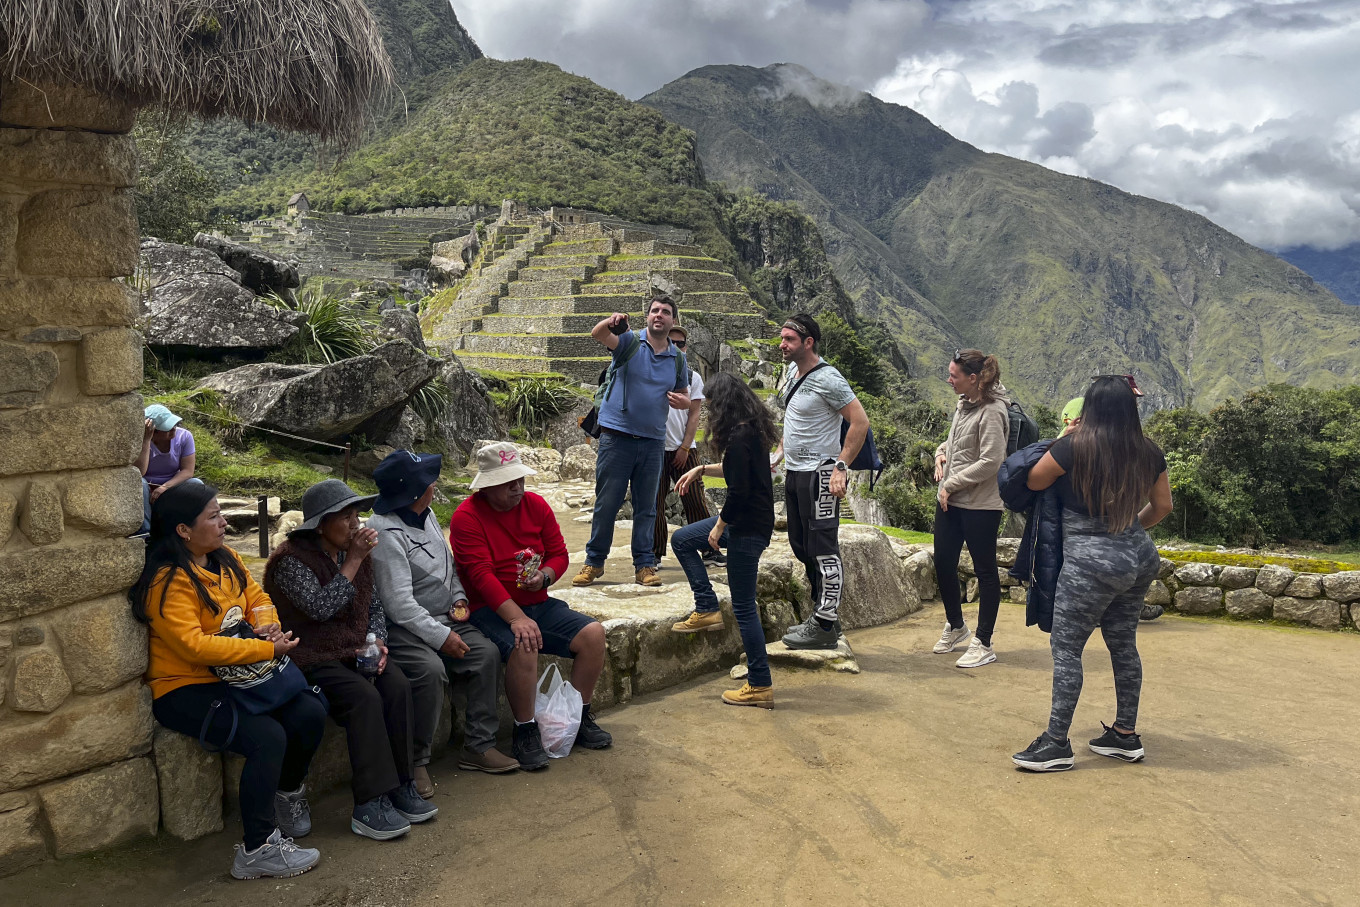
(267, 289, 377, 364)
(502, 377, 579, 431)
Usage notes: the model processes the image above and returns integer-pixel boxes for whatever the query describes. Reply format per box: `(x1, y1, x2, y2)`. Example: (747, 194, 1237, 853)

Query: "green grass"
(842, 520, 933, 544)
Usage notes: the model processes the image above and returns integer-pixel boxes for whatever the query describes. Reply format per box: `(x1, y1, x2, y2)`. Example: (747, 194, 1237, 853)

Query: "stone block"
(835, 525, 922, 630)
(1173, 586, 1223, 615)
(38, 758, 158, 857)
(22, 327, 82, 343)
(79, 328, 142, 396)
(0, 394, 142, 478)
(0, 129, 137, 188)
(0, 79, 136, 132)
(153, 727, 222, 841)
(1282, 574, 1323, 599)
(1008, 585, 1028, 603)
(901, 549, 937, 602)
(0, 680, 152, 794)
(1224, 587, 1274, 620)
(61, 466, 144, 536)
(0, 487, 15, 547)
(0, 278, 137, 328)
(1218, 566, 1258, 590)
(47, 593, 148, 693)
(1144, 580, 1171, 607)
(995, 537, 1019, 568)
(15, 626, 42, 646)
(11, 648, 72, 712)
(20, 480, 63, 545)
(965, 577, 978, 602)
(1158, 557, 1176, 580)
(0, 537, 144, 622)
(17, 188, 138, 278)
(1322, 571, 1360, 603)
(1256, 563, 1294, 596)
(0, 341, 58, 408)
(1273, 597, 1341, 630)
(1174, 562, 1215, 586)
(0, 797, 47, 876)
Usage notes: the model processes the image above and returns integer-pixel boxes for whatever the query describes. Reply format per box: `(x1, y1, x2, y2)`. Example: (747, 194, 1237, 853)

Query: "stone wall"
(0, 79, 150, 875)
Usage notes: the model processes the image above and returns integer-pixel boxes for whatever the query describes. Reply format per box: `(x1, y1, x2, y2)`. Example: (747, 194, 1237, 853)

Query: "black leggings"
(153, 682, 327, 849)
(933, 505, 1004, 646)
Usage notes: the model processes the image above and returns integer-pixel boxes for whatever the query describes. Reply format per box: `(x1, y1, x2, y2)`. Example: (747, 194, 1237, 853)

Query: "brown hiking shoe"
(572, 564, 605, 586)
(722, 683, 774, 709)
(458, 746, 520, 774)
(413, 765, 435, 799)
(671, 611, 725, 633)
(635, 566, 662, 587)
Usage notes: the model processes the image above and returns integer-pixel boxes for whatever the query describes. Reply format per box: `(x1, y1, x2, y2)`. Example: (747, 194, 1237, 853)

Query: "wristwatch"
(834, 460, 848, 472)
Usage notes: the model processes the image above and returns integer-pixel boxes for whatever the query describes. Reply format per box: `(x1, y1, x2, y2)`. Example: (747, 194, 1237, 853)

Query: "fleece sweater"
(449, 491, 570, 614)
(935, 386, 1011, 511)
(367, 508, 468, 649)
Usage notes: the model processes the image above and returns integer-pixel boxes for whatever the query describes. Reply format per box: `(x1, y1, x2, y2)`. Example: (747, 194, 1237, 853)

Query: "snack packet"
(515, 548, 542, 588)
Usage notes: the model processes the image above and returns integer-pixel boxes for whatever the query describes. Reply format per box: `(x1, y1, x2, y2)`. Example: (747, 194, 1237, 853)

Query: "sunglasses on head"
(1091, 374, 1144, 396)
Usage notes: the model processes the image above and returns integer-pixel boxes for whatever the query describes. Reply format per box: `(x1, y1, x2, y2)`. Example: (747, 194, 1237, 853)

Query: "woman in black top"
(670, 373, 780, 708)
(1012, 376, 1174, 772)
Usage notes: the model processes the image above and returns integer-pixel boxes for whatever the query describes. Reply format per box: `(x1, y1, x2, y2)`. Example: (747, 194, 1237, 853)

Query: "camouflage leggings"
(1047, 511, 1161, 741)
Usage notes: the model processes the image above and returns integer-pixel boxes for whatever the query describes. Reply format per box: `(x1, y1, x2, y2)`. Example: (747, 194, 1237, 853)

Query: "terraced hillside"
(425, 218, 772, 383)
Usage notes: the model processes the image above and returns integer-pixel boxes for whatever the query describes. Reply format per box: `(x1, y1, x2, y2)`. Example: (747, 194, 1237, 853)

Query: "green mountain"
(642, 64, 1360, 407)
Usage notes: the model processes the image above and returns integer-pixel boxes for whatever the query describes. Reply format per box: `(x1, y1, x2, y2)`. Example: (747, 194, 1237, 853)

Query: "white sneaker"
(955, 637, 996, 668)
(932, 622, 970, 654)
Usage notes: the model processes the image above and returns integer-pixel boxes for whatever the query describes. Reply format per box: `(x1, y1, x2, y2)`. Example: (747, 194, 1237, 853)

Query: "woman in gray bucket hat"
(263, 480, 437, 841)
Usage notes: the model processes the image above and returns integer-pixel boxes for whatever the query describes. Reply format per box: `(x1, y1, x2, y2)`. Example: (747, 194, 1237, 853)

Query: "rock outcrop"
(434, 353, 508, 458)
(138, 238, 304, 353)
(192, 232, 300, 300)
(198, 339, 439, 442)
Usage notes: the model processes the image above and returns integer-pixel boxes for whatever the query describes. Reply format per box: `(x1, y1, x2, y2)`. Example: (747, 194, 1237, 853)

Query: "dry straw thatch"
(1, 0, 394, 141)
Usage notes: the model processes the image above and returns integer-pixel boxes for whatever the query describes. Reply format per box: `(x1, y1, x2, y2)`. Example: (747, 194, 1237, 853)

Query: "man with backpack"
(572, 296, 690, 588)
(773, 313, 870, 649)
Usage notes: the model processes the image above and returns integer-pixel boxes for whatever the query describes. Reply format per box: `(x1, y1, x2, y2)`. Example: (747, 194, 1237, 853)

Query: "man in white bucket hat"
(451, 442, 613, 771)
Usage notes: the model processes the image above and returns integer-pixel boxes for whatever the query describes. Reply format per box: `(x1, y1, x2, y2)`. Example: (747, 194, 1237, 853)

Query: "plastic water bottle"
(356, 632, 381, 679)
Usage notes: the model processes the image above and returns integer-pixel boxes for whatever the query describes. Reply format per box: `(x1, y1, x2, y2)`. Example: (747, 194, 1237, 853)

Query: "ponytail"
(953, 349, 1001, 402)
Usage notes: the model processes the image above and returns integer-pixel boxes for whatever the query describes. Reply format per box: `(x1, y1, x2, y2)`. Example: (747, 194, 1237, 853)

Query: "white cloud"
(451, 0, 1360, 250)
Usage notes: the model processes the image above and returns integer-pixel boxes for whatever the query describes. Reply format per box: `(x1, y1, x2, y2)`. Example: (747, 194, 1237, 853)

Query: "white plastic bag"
(534, 663, 583, 758)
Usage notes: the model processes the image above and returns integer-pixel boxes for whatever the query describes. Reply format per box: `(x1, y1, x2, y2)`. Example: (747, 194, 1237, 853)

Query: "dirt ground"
(4, 593, 1358, 907)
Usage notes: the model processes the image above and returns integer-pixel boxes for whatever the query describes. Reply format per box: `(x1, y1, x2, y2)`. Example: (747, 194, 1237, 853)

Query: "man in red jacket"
(450, 442, 612, 771)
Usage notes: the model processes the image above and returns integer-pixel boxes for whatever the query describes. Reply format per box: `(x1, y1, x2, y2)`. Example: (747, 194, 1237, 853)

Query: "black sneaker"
(1088, 722, 1145, 762)
(576, 705, 613, 750)
(512, 720, 550, 771)
(1140, 603, 1164, 621)
(781, 618, 839, 650)
(1012, 732, 1075, 772)
(702, 549, 728, 567)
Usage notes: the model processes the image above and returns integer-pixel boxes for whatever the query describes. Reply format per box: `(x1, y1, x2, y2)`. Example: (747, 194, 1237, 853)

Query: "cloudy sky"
(450, 0, 1360, 252)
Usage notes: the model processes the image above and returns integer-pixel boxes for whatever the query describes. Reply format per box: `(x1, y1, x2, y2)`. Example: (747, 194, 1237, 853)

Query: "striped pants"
(653, 446, 712, 559)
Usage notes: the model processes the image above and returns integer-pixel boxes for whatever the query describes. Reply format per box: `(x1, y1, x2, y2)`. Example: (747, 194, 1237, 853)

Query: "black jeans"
(306, 660, 414, 805)
(786, 464, 843, 623)
(933, 505, 1004, 646)
(153, 682, 327, 849)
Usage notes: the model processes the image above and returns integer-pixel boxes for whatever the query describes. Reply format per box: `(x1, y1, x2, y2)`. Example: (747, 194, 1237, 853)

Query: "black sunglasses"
(673, 339, 687, 349)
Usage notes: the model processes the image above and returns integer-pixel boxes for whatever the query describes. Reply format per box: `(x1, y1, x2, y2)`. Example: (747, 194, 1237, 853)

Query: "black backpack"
(1006, 400, 1040, 456)
(781, 362, 885, 488)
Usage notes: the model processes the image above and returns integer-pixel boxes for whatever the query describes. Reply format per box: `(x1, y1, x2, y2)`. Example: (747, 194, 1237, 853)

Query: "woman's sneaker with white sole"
(1012, 732, 1075, 772)
(932, 622, 970, 654)
(230, 828, 320, 879)
(954, 637, 996, 668)
(1088, 723, 1145, 762)
(351, 794, 411, 840)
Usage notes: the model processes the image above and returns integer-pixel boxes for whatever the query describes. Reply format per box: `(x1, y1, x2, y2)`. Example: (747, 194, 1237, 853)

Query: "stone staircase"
(427, 220, 771, 384)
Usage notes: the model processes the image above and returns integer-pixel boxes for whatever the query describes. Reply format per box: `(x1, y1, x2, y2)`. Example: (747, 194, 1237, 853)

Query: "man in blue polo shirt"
(573, 296, 690, 588)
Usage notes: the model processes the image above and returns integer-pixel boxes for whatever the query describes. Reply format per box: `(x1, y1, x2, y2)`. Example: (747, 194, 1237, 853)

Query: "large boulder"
(193, 232, 300, 297)
(541, 395, 595, 452)
(138, 238, 304, 352)
(199, 339, 439, 442)
(429, 226, 480, 286)
(377, 308, 427, 351)
(434, 353, 507, 458)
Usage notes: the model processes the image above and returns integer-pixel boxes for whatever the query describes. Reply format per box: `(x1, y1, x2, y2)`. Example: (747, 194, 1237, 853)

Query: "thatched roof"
(1, 0, 394, 142)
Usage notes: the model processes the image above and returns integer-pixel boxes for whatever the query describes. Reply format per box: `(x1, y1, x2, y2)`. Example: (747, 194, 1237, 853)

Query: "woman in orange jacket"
(130, 483, 327, 880)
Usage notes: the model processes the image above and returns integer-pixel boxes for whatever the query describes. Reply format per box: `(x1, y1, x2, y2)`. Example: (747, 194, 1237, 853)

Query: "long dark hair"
(704, 372, 780, 461)
(953, 349, 1001, 402)
(1068, 377, 1163, 532)
(129, 483, 247, 623)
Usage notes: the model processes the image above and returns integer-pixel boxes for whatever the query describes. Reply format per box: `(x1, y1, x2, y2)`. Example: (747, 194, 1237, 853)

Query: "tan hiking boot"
(573, 564, 605, 586)
(671, 611, 725, 633)
(458, 746, 520, 774)
(722, 683, 774, 709)
(413, 765, 435, 799)
(635, 566, 662, 587)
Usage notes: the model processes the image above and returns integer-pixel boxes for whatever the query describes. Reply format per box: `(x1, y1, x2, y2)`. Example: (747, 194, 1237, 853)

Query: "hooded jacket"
(935, 384, 1011, 511)
(997, 439, 1063, 633)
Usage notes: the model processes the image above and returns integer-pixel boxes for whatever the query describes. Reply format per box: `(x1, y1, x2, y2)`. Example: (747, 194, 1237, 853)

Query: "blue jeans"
(587, 432, 665, 569)
(673, 517, 772, 687)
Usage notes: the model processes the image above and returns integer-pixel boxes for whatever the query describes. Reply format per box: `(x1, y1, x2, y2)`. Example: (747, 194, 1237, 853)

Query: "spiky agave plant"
(504, 377, 578, 431)
(266, 288, 376, 364)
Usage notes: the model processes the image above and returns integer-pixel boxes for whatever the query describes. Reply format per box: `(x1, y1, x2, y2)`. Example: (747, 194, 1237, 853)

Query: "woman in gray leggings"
(1011, 376, 1174, 772)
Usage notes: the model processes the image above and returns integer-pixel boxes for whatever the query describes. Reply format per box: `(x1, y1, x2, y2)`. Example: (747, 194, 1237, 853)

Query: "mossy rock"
(1158, 549, 1347, 575)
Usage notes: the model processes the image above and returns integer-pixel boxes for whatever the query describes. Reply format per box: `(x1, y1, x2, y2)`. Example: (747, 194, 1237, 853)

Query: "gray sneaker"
(782, 618, 840, 650)
(230, 828, 320, 880)
(273, 784, 311, 838)
(389, 781, 439, 823)
(351, 794, 411, 841)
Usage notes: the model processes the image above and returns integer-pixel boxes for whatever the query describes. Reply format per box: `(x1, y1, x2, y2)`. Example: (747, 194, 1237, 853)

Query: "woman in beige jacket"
(931, 349, 1010, 668)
